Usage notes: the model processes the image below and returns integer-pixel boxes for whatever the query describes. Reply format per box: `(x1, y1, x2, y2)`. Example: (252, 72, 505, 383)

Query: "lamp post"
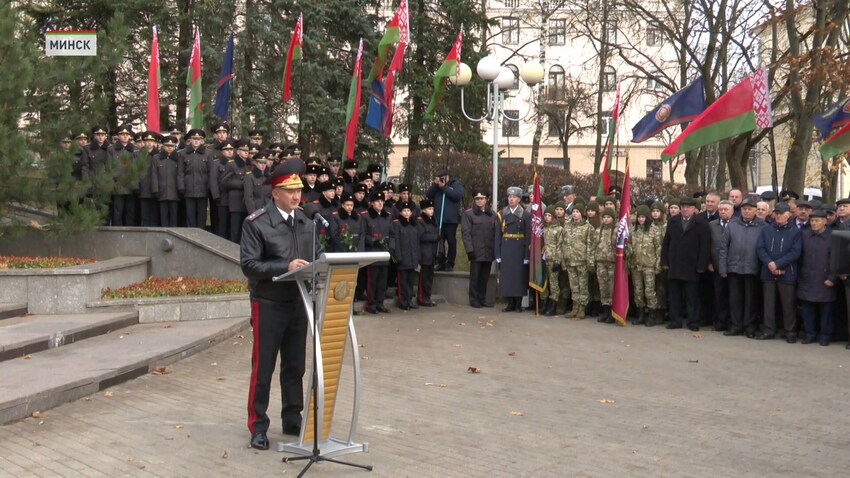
(452, 56, 544, 207)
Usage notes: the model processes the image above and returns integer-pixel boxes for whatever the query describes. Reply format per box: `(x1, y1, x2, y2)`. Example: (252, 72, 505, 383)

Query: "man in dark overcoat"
(461, 189, 498, 308)
(496, 186, 531, 313)
(661, 196, 710, 331)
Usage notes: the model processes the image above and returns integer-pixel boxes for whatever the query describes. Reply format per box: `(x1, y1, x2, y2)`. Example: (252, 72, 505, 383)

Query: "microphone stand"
(284, 214, 372, 476)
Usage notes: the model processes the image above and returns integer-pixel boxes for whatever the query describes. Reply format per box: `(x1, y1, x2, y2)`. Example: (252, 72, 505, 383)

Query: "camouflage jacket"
(543, 223, 564, 263)
(562, 219, 593, 266)
(594, 224, 617, 264)
(629, 225, 661, 271)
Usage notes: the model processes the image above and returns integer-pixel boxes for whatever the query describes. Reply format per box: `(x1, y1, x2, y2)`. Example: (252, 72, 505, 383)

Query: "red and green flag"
(610, 151, 631, 326)
(425, 27, 463, 119)
(528, 171, 546, 307)
(343, 39, 364, 160)
(819, 121, 850, 158)
(597, 82, 620, 196)
(186, 26, 203, 129)
(661, 68, 772, 161)
(146, 26, 161, 132)
(367, 0, 408, 83)
(282, 13, 302, 102)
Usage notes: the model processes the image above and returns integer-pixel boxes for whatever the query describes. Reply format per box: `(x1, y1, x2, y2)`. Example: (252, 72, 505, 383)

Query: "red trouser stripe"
(246, 299, 260, 433)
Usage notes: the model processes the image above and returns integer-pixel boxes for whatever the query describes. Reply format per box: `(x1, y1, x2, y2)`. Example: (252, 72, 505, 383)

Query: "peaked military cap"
(186, 128, 206, 139)
(161, 135, 179, 147)
(420, 199, 434, 209)
(141, 131, 160, 142)
(219, 139, 236, 150)
(326, 155, 342, 165)
(343, 160, 358, 169)
(211, 122, 229, 134)
(266, 158, 306, 189)
(473, 188, 488, 199)
(74, 131, 89, 140)
(91, 124, 108, 135)
(268, 142, 284, 152)
(235, 138, 251, 151)
(248, 129, 263, 139)
(116, 124, 133, 135)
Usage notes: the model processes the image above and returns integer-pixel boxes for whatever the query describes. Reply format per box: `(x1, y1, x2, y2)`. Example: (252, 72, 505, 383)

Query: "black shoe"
(470, 302, 482, 308)
(801, 337, 816, 345)
(376, 305, 390, 313)
(481, 303, 494, 308)
(250, 432, 269, 450)
(666, 323, 682, 329)
(786, 336, 797, 344)
(714, 325, 728, 332)
(723, 329, 742, 336)
(408, 302, 419, 309)
(820, 339, 830, 346)
(688, 324, 700, 332)
(435, 264, 445, 271)
(502, 299, 516, 312)
(398, 303, 410, 310)
(282, 423, 301, 436)
(419, 299, 435, 307)
(354, 293, 367, 302)
(846, 343, 850, 350)
(755, 333, 775, 340)
(363, 306, 378, 314)
(443, 266, 454, 272)
(745, 330, 756, 339)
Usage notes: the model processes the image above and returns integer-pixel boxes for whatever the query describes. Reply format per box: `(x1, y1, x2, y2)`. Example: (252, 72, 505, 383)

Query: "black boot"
(603, 305, 615, 324)
(544, 299, 557, 316)
(502, 298, 516, 312)
(596, 305, 607, 323)
(585, 302, 594, 317)
(644, 308, 656, 327)
(516, 297, 525, 313)
(527, 294, 536, 312)
(634, 308, 645, 325)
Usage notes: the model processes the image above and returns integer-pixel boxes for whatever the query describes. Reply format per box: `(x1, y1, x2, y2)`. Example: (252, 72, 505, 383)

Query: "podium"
(273, 252, 389, 460)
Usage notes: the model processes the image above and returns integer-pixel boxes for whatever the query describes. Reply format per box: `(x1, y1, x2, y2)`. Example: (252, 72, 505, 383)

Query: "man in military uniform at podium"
(240, 158, 322, 451)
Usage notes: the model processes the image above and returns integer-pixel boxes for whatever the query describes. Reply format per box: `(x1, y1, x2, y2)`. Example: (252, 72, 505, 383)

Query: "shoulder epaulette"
(331, 211, 339, 216)
(359, 210, 368, 215)
(247, 208, 268, 221)
(393, 218, 400, 222)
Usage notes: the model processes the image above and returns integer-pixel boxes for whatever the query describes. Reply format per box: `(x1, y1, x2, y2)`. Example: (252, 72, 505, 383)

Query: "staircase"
(0, 306, 248, 425)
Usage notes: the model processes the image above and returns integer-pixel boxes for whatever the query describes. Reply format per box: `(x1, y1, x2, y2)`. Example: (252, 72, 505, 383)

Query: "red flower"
(319, 228, 326, 235)
(372, 232, 381, 238)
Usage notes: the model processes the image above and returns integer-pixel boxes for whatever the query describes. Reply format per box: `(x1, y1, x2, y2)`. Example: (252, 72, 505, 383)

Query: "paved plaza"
(2, 304, 850, 477)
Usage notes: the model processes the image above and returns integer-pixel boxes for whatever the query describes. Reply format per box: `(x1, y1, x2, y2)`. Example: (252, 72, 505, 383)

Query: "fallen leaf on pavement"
(210, 362, 218, 366)
(161, 324, 171, 328)
(425, 382, 448, 388)
(103, 391, 113, 397)
(688, 359, 699, 363)
(164, 436, 174, 440)
(235, 334, 244, 339)
(597, 399, 616, 404)
(467, 366, 481, 373)
(222, 450, 228, 459)
(692, 332, 702, 338)
(216, 377, 225, 381)
(31, 411, 47, 419)
(453, 344, 462, 347)
(23, 354, 32, 360)
(174, 424, 184, 429)
(510, 411, 525, 416)
(508, 352, 516, 356)
(151, 366, 172, 375)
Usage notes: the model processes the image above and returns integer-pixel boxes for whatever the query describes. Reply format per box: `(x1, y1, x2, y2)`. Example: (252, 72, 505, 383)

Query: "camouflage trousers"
(566, 264, 588, 307)
(631, 268, 658, 309)
(558, 268, 571, 302)
(596, 262, 614, 306)
(542, 262, 561, 300)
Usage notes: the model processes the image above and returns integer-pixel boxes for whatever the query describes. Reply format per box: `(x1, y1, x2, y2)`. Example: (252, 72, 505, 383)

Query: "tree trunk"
(684, 150, 701, 185)
(726, 137, 751, 191)
(592, 0, 610, 177)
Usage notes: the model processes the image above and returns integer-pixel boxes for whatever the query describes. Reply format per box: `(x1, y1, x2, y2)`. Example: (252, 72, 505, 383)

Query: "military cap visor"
(74, 132, 89, 140)
(266, 159, 306, 189)
(186, 129, 206, 139)
(161, 135, 178, 146)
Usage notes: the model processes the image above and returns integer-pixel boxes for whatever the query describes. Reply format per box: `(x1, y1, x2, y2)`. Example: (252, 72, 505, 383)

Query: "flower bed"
(0, 255, 95, 269)
(102, 276, 248, 300)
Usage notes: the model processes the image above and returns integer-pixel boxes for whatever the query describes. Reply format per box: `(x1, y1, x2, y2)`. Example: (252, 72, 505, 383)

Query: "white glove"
(523, 259, 529, 264)
(542, 252, 547, 261)
(496, 258, 501, 263)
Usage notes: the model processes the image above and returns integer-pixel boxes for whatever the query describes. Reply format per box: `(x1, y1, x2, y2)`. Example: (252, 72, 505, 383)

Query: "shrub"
(102, 276, 248, 299)
(0, 255, 95, 269)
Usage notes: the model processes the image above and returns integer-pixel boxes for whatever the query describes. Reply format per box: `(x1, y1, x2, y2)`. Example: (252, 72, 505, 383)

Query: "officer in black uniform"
(108, 124, 138, 226)
(330, 192, 364, 253)
(301, 159, 322, 204)
(138, 131, 161, 227)
(462, 188, 498, 308)
(361, 191, 392, 314)
(152, 135, 181, 227)
(244, 153, 271, 213)
(342, 159, 358, 193)
(391, 201, 421, 310)
(178, 129, 218, 228)
(240, 158, 321, 451)
(221, 139, 248, 243)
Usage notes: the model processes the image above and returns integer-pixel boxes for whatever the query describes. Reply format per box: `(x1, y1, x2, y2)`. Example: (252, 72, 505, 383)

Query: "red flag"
(598, 82, 621, 196)
(528, 172, 546, 301)
(381, 42, 405, 137)
(282, 13, 303, 101)
(146, 26, 160, 132)
(610, 151, 631, 326)
(343, 39, 364, 160)
(186, 26, 203, 129)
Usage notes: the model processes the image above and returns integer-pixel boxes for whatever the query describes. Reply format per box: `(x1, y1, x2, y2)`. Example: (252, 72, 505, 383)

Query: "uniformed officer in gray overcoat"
(496, 186, 531, 312)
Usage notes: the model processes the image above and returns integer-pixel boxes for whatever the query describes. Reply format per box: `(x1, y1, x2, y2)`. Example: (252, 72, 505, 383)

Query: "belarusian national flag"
(528, 171, 546, 304)
(381, 42, 406, 137)
(367, 0, 408, 83)
(186, 26, 203, 129)
(425, 27, 462, 119)
(610, 151, 631, 326)
(146, 26, 160, 132)
(342, 39, 364, 160)
(819, 121, 850, 158)
(282, 13, 302, 101)
(661, 68, 772, 161)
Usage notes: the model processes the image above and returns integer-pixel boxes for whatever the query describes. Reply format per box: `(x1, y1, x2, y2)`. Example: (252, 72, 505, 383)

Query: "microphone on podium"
(301, 203, 330, 227)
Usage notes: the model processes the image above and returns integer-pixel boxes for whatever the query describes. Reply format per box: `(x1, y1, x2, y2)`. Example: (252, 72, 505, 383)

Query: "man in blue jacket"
(755, 202, 802, 342)
(426, 170, 464, 272)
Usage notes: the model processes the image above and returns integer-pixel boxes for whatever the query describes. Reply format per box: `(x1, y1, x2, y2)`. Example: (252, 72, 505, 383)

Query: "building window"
(646, 70, 664, 91)
(506, 64, 520, 89)
(646, 159, 662, 181)
(503, 110, 520, 137)
(550, 19, 566, 45)
(547, 65, 565, 101)
(502, 157, 524, 165)
(544, 158, 565, 169)
(602, 65, 616, 91)
(502, 17, 519, 45)
(603, 20, 617, 49)
(503, 0, 519, 7)
(548, 113, 564, 137)
(599, 110, 612, 135)
(647, 22, 663, 46)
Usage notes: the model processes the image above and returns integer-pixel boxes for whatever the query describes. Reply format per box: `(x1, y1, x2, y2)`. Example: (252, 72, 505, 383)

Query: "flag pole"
(297, 57, 303, 145)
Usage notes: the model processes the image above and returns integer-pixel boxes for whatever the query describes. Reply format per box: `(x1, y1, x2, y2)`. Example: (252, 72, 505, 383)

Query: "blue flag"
(631, 76, 705, 143)
(365, 80, 387, 132)
(813, 98, 850, 140)
(213, 33, 235, 120)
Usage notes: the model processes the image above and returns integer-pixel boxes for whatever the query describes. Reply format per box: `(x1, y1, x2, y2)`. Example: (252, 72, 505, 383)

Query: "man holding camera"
(426, 170, 464, 272)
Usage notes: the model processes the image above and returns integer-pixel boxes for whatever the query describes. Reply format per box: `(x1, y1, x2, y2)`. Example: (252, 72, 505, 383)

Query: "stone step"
(0, 311, 138, 363)
(0, 302, 27, 321)
(0, 316, 249, 425)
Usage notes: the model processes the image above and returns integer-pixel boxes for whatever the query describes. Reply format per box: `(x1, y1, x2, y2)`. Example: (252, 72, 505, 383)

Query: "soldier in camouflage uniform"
(595, 208, 618, 324)
(541, 206, 564, 316)
(553, 201, 570, 313)
(650, 201, 668, 324)
(562, 205, 592, 319)
(585, 200, 602, 316)
(629, 205, 662, 325)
